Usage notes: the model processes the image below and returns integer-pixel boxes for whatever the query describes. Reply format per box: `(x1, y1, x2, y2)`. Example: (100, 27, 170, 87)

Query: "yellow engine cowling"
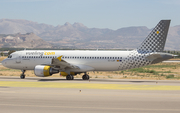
(60, 72, 76, 76)
(34, 65, 59, 77)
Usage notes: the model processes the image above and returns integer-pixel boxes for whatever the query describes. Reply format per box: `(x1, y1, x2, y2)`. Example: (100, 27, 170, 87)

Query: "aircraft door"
(16, 53, 21, 63)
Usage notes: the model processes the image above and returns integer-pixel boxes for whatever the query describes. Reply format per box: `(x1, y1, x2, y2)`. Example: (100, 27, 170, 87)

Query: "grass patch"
(123, 76, 127, 78)
(144, 65, 176, 68)
(128, 68, 158, 74)
(166, 74, 175, 79)
(108, 75, 113, 78)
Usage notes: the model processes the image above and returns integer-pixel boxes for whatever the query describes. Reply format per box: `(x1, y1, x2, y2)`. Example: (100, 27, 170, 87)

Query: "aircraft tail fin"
(137, 20, 171, 53)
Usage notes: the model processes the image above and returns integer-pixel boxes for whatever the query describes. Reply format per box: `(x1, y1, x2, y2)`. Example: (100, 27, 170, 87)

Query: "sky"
(0, 0, 180, 30)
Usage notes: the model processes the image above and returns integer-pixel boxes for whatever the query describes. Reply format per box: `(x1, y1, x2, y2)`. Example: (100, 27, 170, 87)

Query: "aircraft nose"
(2, 59, 7, 67)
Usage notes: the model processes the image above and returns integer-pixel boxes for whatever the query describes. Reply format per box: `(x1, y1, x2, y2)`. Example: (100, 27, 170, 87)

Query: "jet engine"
(34, 65, 59, 77)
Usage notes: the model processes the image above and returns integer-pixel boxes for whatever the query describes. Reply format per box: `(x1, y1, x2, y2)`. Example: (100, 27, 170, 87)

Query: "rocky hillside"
(0, 19, 179, 50)
(0, 33, 52, 48)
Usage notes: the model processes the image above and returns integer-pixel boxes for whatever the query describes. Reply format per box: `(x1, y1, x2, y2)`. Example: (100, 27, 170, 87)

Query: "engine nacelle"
(34, 65, 59, 77)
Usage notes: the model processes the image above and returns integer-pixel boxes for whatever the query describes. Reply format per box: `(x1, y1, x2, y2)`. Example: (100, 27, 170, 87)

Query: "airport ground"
(1, 57, 180, 112)
(1, 76, 180, 113)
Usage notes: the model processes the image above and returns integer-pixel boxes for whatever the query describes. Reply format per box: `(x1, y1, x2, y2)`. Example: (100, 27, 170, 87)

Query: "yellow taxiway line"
(0, 81, 180, 90)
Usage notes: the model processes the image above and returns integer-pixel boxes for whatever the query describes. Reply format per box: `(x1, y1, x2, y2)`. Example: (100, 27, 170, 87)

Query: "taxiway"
(0, 76, 180, 113)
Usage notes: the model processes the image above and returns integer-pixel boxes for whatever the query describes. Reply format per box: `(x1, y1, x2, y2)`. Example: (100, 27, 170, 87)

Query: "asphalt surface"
(0, 76, 180, 113)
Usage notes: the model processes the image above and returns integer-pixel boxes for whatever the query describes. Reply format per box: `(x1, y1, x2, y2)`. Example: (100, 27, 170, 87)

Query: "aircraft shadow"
(38, 78, 156, 83)
(1, 76, 180, 83)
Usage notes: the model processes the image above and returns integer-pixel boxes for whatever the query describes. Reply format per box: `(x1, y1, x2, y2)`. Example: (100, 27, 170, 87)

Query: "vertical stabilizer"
(137, 20, 170, 53)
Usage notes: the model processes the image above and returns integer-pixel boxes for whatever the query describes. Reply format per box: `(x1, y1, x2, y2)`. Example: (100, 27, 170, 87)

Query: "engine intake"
(34, 65, 59, 77)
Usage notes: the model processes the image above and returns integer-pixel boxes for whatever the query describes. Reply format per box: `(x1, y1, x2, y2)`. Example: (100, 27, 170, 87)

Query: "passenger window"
(87, 57, 89, 59)
(115, 57, 117, 59)
(82, 57, 84, 59)
(102, 57, 104, 59)
(97, 57, 99, 59)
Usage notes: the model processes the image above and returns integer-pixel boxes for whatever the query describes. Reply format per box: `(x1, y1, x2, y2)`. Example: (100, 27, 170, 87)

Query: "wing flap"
(52, 56, 79, 69)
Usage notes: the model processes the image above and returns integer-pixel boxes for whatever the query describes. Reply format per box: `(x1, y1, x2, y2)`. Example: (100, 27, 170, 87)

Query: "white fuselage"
(3, 50, 132, 72)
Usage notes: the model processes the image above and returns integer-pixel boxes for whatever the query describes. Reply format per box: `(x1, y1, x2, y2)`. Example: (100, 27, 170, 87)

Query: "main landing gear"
(82, 74, 89, 80)
(66, 74, 74, 80)
(20, 70, 26, 79)
(66, 73, 90, 80)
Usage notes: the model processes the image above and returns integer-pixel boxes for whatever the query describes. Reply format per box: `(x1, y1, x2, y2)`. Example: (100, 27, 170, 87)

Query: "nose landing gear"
(20, 70, 26, 79)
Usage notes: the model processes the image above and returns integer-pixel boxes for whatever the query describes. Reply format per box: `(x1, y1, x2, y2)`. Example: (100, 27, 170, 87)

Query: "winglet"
(57, 55, 63, 61)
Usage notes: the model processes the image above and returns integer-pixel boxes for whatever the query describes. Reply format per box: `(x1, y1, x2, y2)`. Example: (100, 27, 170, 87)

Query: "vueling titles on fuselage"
(26, 51, 55, 56)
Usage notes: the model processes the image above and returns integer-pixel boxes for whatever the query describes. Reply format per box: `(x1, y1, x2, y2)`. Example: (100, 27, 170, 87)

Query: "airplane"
(2, 20, 174, 80)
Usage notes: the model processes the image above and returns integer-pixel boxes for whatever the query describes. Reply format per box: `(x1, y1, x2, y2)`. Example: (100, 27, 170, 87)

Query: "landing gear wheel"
(20, 70, 26, 79)
(82, 74, 89, 80)
(20, 74, 25, 79)
(66, 75, 74, 80)
(72, 75, 74, 80)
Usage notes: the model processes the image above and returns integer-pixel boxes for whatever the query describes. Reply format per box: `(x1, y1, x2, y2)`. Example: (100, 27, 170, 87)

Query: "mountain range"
(0, 19, 179, 50)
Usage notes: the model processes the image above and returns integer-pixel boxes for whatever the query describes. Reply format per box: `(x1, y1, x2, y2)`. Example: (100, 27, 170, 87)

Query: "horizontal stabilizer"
(145, 53, 173, 64)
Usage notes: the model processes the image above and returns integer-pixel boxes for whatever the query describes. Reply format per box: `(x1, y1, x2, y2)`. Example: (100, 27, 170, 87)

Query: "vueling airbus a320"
(2, 20, 174, 80)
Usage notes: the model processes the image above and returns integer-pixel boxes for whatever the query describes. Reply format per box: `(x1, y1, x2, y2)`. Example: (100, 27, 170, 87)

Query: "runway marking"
(0, 81, 180, 90)
(0, 103, 180, 111)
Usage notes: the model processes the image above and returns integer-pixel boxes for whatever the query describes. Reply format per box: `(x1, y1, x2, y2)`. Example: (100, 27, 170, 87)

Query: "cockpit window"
(8, 55, 12, 58)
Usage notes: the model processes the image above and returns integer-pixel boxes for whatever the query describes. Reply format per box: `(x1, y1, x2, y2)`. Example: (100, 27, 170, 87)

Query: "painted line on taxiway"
(0, 81, 180, 90)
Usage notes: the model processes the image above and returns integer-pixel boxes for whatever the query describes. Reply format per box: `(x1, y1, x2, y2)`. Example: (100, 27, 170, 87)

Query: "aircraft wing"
(42, 56, 80, 70)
